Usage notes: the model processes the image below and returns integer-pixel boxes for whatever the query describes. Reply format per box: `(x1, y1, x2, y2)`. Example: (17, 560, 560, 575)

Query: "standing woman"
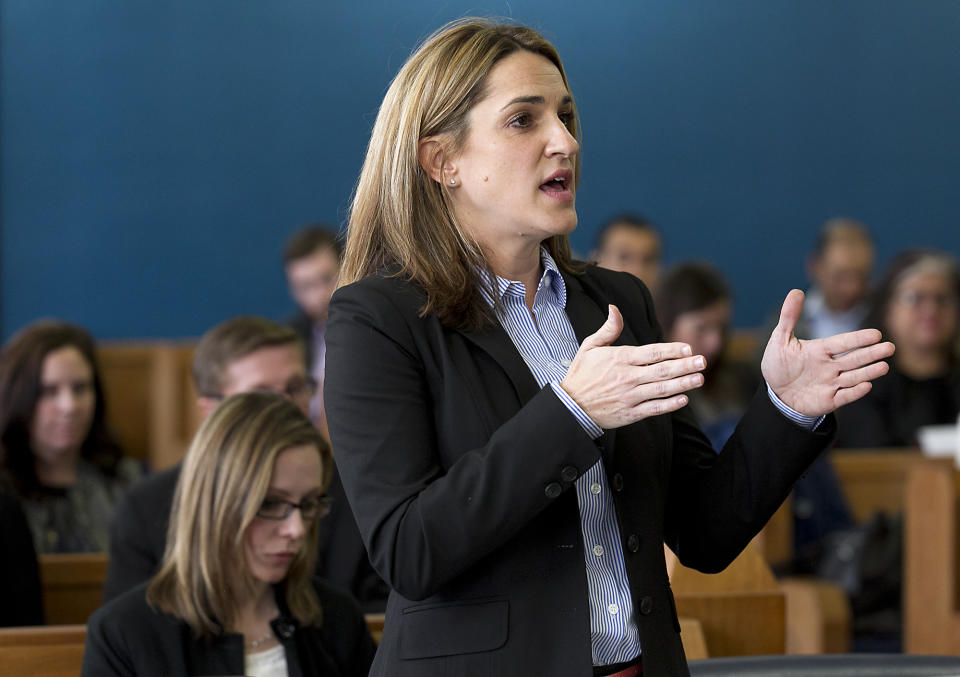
(82, 393, 375, 676)
(325, 18, 893, 677)
(0, 321, 140, 553)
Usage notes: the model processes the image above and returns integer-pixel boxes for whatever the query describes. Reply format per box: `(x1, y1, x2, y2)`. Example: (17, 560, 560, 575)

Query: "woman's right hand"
(559, 305, 706, 429)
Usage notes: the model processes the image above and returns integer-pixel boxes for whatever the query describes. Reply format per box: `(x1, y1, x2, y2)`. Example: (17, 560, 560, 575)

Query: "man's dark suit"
(103, 464, 389, 611)
(288, 311, 317, 371)
(325, 264, 834, 677)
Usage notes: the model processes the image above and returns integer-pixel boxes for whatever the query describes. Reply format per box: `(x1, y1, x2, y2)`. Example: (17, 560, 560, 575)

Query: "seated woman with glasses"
(83, 392, 375, 677)
(836, 249, 960, 448)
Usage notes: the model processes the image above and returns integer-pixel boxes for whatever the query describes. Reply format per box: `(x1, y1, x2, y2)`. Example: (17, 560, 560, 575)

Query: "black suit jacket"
(289, 311, 317, 371)
(83, 578, 375, 677)
(0, 487, 44, 626)
(103, 464, 389, 611)
(325, 264, 835, 677)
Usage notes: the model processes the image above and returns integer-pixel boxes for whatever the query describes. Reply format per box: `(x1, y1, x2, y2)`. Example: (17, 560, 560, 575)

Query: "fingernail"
(695, 357, 705, 369)
(682, 345, 692, 356)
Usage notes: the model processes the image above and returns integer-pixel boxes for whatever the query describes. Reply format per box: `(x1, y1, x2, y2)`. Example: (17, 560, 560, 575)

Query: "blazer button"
(639, 596, 654, 615)
(544, 482, 562, 499)
(560, 466, 579, 482)
(612, 473, 624, 492)
(627, 534, 640, 553)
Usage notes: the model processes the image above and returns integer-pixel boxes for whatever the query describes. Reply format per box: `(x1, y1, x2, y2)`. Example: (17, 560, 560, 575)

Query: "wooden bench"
(667, 543, 786, 657)
(831, 449, 923, 522)
(757, 449, 923, 567)
(904, 458, 960, 654)
(98, 341, 200, 470)
(0, 625, 87, 677)
(39, 553, 108, 625)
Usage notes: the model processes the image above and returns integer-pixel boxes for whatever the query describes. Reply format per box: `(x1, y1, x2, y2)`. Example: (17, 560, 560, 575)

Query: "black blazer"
(0, 487, 44, 626)
(83, 578, 375, 677)
(288, 310, 318, 371)
(103, 464, 389, 611)
(325, 264, 835, 677)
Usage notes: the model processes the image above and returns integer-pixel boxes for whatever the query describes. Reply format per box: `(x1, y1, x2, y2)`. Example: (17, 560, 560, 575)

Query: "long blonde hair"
(146, 392, 331, 637)
(341, 17, 583, 329)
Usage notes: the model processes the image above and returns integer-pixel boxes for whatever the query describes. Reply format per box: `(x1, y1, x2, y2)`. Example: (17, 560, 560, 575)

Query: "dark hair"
(283, 224, 343, 265)
(192, 316, 303, 398)
(863, 249, 960, 344)
(654, 262, 730, 334)
(811, 217, 873, 259)
(594, 212, 658, 250)
(0, 321, 124, 495)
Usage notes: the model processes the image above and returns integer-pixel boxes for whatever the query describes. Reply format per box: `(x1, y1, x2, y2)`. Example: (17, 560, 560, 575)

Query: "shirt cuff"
(766, 383, 825, 431)
(550, 382, 604, 440)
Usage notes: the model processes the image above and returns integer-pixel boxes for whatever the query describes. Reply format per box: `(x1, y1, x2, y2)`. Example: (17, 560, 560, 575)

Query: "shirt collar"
(479, 247, 567, 309)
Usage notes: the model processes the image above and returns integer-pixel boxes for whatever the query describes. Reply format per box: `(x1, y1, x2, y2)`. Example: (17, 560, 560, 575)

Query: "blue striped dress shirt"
(484, 248, 818, 666)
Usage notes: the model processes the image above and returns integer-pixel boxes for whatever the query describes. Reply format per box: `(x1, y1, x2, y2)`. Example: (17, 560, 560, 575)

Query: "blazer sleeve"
(0, 492, 44, 626)
(325, 279, 602, 601)
(102, 469, 176, 603)
(605, 273, 835, 571)
(82, 605, 136, 677)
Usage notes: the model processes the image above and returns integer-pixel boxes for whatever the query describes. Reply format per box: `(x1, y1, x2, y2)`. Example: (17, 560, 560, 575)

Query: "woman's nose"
(279, 507, 306, 540)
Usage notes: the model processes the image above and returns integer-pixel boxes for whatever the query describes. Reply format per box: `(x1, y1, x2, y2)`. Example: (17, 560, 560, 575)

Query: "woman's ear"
(418, 136, 456, 186)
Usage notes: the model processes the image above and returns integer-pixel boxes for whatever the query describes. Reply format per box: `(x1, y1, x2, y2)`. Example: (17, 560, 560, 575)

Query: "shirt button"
(607, 603, 619, 615)
(593, 545, 604, 557)
(590, 482, 602, 495)
(612, 473, 624, 492)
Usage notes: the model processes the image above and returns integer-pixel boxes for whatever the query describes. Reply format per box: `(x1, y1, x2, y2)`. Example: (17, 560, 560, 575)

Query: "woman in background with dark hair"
(0, 320, 140, 553)
(836, 249, 960, 448)
(654, 262, 757, 450)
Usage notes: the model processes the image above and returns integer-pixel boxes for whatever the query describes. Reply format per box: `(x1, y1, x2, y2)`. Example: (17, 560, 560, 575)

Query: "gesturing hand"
(762, 289, 896, 416)
(560, 305, 706, 429)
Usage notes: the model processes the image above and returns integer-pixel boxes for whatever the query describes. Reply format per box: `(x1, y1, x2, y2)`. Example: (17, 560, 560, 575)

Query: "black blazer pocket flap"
(399, 599, 509, 659)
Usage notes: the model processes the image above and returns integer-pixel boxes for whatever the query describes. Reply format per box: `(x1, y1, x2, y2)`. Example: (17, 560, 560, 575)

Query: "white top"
(244, 643, 288, 677)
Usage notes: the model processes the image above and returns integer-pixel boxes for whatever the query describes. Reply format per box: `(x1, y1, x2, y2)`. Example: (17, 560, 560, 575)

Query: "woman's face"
(885, 269, 958, 354)
(668, 300, 731, 366)
(447, 50, 579, 253)
(244, 444, 324, 585)
(30, 346, 95, 463)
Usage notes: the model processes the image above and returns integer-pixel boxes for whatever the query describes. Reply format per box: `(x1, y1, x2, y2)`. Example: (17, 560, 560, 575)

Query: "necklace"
(247, 630, 275, 650)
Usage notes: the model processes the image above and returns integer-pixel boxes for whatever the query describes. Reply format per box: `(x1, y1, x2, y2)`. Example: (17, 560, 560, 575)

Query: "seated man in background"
(798, 217, 875, 339)
(590, 212, 663, 291)
(103, 316, 388, 611)
(283, 224, 342, 438)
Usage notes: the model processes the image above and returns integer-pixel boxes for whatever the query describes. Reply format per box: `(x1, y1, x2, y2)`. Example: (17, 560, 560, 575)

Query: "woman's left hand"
(761, 289, 896, 416)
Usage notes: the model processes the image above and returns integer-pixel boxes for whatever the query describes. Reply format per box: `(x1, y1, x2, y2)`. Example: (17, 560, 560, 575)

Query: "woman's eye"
(559, 111, 574, 127)
(509, 112, 532, 128)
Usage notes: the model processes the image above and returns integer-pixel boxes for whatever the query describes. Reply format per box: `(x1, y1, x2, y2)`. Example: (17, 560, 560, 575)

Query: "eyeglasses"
(895, 290, 957, 310)
(256, 494, 332, 521)
(204, 377, 317, 403)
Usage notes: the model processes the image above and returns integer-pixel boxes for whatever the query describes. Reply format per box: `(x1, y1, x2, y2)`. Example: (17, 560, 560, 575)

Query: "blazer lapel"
(458, 322, 541, 405)
(563, 270, 647, 460)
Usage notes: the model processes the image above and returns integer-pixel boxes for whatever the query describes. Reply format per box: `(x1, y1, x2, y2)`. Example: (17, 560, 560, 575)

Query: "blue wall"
(2, 1, 959, 338)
